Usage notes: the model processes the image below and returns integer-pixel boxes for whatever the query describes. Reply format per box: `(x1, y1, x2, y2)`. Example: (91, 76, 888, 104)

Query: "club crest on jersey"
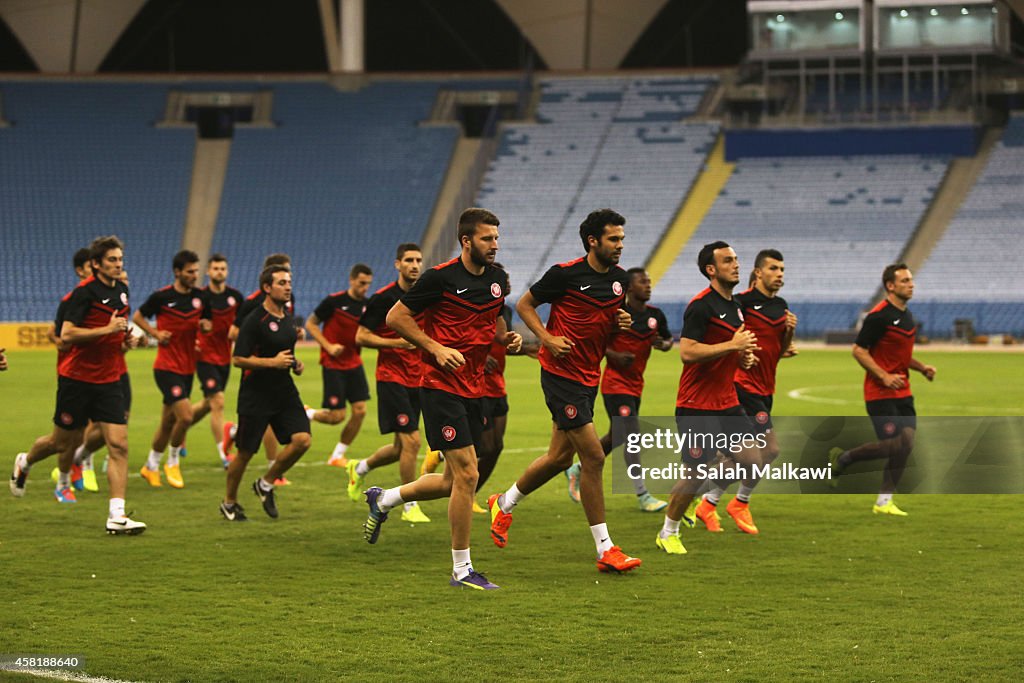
(171, 385, 182, 398)
(884, 421, 896, 436)
(647, 317, 657, 330)
(120, 292, 128, 306)
(269, 321, 279, 332)
(329, 396, 339, 407)
(756, 411, 769, 425)
(490, 282, 502, 298)
(612, 281, 623, 296)
(60, 412, 73, 425)
(618, 405, 631, 417)
(206, 378, 216, 389)
(442, 425, 457, 442)
(228, 296, 236, 307)
(564, 404, 578, 419)
(192, 297, 201, 310)
(396, 413, 409, 427)
(689, 447, 703, 459)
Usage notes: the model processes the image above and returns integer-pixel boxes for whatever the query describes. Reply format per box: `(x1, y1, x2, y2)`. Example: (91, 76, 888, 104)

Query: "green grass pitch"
(1, 346, 1021, 681)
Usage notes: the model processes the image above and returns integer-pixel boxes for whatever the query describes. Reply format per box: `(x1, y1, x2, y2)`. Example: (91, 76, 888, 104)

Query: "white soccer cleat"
(10, 452, 28, 497)
(106, 516, 147, 536)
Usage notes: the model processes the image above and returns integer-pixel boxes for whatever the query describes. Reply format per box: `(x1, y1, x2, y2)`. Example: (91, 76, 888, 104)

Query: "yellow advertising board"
(0, 322, 55, 350)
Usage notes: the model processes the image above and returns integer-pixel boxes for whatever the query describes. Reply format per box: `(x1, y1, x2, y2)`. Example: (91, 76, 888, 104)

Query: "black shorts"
(377, 381, 420, 434)
(603, 393, 641, 420)
(541, 369, 598, 431)
(481, 395, 509, 428)
(120, 372, 132, 415)
(735, 384, 773, 434)
(674, 404, 755, 465)
(154, 369, 194, 405)
(197, 361, 230, 397)
(866, 396, 917, 440)
(236, 401, 311, 453)
(321, 366, 371, 409)
(420, 388, 485, 452)
(53, 376, 126, 430)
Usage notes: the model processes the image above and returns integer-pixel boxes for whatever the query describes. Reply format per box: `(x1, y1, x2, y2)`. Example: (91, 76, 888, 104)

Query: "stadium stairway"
(181, 138, 232, 265)
(647, 133, 735, 287)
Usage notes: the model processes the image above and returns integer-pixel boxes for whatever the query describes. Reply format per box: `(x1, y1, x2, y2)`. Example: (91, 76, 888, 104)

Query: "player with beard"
(362, 209, 520, 590)
(133, 250, 212, 489)
(829, 264, 935, 516)
(487, 209, 642, 574)
(191, 254, 244, 467)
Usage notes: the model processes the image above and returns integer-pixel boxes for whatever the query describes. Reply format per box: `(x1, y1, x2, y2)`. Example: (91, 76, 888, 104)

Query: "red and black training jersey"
(57, 276, 129, 384)
(234, 307, 300, 416)
(137, 285, 211, 375)
(360, 281, 423, 388)
(313, 291, 366, 371)
(234, 289, 294, 328)
(531, 257, 629, 387)
(483, 300, 514, 399)
(401, 258, 509, 399)
(53, 288, 77, 366)
(676, 287, 743, 411)
(855, 300, 917, 402)
(600, 302, 670, 398)
(734, 288, 789, 397)
(197, 285, 243, 366)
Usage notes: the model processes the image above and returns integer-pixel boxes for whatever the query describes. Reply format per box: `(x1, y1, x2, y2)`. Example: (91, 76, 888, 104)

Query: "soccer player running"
(488, 208, 643, 574)
(220, 265, 311, 521)
(829, 264, 935, 516)
(565, 267, 673, 512)
(346, 244, 432, 524)
(362, 209, 520, 591)
(21, 236, 144, 533)
(133, 250, 212, 489)
(655, 241, 762, 555)
(695, 249, 797, 535)
(190, 254, 244, 467)
(305, 263, 373, 468)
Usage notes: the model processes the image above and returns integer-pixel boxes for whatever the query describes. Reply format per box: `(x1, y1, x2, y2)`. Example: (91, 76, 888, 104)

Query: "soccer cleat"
(400, 502, 431, 523)
(10, 452, 29, 498)
(54, 485, 77, 503)
(139, 466, 162, 487)
(326, 455, 348, 468)
(564, 462, 581, 503)
(694, 499, 724, 532)
(637, 492, 668, 512)
(682, 498, 698, 529)
(220, 451, 234, 470)
(52, 464, 84, 490)
(273, 477, 291, 486)
(164, 464, 184, 489)
(828, 447, 845, 488)
(487, 493, 513, 548)
(420, 449, 443, 476)
(346, 460, 365, 502)
(81, 468, 99, 493)
(221, 421, 236, 459)
(219, 501, 248, 522)
(726, 498, 759, 535)
(873, 500, 908, 516)
(362, 486, 389, 544)
(252, 480, 278, 519)
(472, 499, 487, 514)
(449, 571, 500, 590)
(178, 447, 188, 459)
(105, 516, 146, 536)
(655, 533, 687, 555)
(596, 546, 642, 573)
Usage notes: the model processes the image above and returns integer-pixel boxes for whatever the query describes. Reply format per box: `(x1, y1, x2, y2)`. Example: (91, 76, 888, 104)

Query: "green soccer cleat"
(655, 533, 687, 555)
(828, 447, 846, 488)
(637, 492, 668, 512)
(400, 501, 431, 523)
(872, 500, 908, 516)
(681, 497, 698, 529)
(346, 460, 365, 502)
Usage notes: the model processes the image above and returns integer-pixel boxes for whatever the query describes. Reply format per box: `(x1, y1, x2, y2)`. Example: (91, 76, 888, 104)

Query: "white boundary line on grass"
(4, 669, 141, 683)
